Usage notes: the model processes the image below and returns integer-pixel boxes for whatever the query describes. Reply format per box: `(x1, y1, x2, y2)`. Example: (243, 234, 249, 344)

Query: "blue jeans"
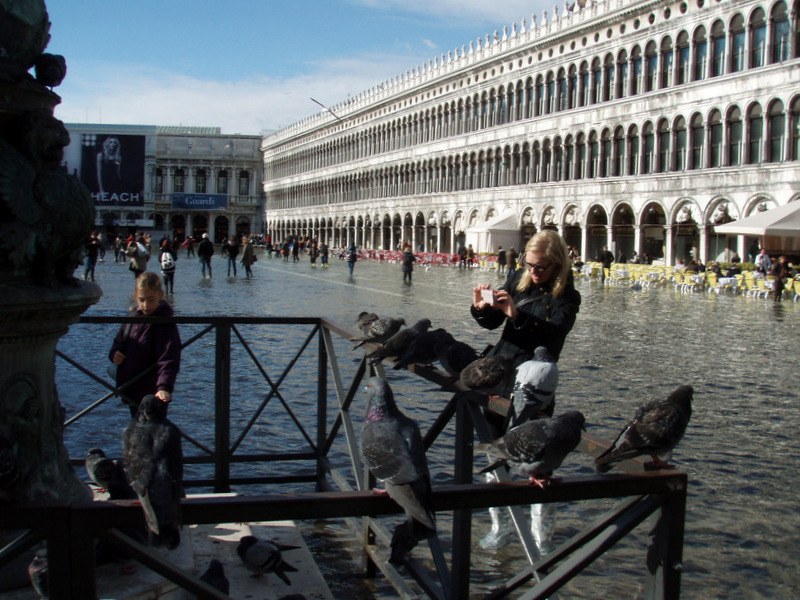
(228, 256, 237, 276)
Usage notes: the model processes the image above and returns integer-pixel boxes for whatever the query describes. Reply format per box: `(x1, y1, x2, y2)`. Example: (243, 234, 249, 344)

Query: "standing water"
(57, 250, 800, 599)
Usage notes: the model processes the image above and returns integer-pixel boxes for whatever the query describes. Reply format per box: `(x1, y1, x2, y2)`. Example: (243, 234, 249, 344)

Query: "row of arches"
(265, 0, 799, 179)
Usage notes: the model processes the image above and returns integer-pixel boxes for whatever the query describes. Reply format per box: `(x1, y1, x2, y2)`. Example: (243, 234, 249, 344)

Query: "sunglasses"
(520, 259, 553, 273)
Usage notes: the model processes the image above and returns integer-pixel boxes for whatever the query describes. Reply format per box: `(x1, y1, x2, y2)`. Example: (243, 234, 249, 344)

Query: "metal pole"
(214, 322, 231, 492)
(449, 395, 473, 599)
(317, 326, 328, 490)
(645, 476, 687, 600)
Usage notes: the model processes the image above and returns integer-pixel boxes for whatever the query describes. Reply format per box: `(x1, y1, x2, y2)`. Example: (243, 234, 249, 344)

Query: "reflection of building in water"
(261, 0, 800, 263)
(65, 124, 264, 242)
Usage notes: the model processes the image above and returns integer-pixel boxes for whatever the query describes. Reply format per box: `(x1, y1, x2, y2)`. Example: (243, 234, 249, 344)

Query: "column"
(665, 225, 674, 265)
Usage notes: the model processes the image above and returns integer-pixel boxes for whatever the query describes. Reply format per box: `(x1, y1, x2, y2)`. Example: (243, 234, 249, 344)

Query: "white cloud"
(352, 0, 548, 26)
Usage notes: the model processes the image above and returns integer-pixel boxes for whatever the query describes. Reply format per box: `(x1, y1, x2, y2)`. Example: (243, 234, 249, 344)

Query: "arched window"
(676, 31, 690, 84)
(768, 100, 786, 162)
(568, 65, 578, 109)
(535, 75, 545, 116)
(588, 131, 599, 178)
(658, 119, 671, 172)
(690, 114, 705, 169)
(154, 168, 163, 194)
(591, 58, 602, 104)
(748, 104, 763, 164)
(631, 46, 642, 95)
(791, 97, 800, 160)
(673, 116, 687, 171)
(580, 62, 590, 106)
(541, 139, 552, 182)
(557, 69, 568, 111)
(614, 126, 625, 176)
(173, 168, 185, 193)
(617, 50, 629, 98)
(710, 20, 726, 77)
(196, 168, 207, 193)
(564, 135, 574, 181)
(603, 54, 615, 101)
(553, 137, 564, 181)
(546, 72, 556, 114)
(750, 9, 767, 68)
(709, 109, 723, 167)
(628, 125, 640, 175)
(727, 107, 743, 166)
(217, 169, 228, 194)
(576, 133, 586, 179)
(525, 78, 535, 119)
(772, 2, 791, 63)
(238, 170, 250, 196)
(643, 122, 655, 174)
(693, 26, 708, 80)
(601, 129, 613, 177)
(660, 37, 674, 88)
(645, 42, 658, 91)
(730, 14, 746, 72)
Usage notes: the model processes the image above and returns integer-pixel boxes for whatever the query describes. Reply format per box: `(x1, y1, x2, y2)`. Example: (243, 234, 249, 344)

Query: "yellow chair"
(756, 277, 774, 300)
(705, 272, 719, 294)
(683, 271, 703, 292)
(793, 279, 800, 302)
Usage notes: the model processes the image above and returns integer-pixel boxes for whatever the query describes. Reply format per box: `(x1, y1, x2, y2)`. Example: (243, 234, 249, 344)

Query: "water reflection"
(58, 254, 800, 598)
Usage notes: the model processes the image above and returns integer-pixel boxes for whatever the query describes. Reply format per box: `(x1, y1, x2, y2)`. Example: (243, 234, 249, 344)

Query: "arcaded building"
(261, 0, 800, 264)
(64, 124, 264, 243)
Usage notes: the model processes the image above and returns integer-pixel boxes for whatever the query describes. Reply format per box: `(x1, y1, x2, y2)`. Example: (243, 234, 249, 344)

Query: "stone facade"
(261, 0, 800, 263)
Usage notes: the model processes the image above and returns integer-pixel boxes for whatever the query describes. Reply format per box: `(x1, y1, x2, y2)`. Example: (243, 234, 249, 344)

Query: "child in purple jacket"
(109, 272, 182, 417)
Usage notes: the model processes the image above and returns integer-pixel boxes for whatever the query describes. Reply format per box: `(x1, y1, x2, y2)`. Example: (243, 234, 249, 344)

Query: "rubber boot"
(479, 472, 513, 549)
(530, 502, 557, 555)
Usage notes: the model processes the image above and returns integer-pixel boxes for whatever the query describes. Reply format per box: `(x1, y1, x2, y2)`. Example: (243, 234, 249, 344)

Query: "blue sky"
(44, 0, 549, 135)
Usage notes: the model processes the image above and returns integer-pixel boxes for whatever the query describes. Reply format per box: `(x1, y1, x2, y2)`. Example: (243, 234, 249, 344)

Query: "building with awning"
(714, 201, 800, 255)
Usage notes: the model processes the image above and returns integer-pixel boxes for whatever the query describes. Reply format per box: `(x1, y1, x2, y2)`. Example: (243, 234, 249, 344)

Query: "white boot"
(479, 472, 513, 549)
(530, 502, 557, 555)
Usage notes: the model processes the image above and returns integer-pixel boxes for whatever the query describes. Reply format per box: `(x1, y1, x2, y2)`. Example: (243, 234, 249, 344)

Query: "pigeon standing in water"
(85, 448, 137, 500)
(352, 316, 406, 350)
(199, 558, 230, 594)
(122, 395, 184, 549)
(361, 377, 436, 564)
(237, 535, 299, 584)
(595, 385, 693, 473)
(507, 347, 559, 428)
(368, 318, 432, 366)
(478, 410, 586, 487)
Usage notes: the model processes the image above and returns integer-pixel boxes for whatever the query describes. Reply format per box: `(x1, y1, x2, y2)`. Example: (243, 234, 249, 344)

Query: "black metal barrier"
(0, 316, 687, 599)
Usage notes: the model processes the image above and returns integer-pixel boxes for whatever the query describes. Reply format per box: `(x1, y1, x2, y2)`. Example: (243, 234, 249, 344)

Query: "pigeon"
(368, 318, 432, 365)
(441, 353, 516, 396)
(433, 335, 479, 378)
(352, 316, 406, 350)
(507, 348, 559, 428)
(595, 385, 693, 473)
(392, 328, 453, 370)
(28, 551, 48, 599)
(237, 535, 299, 584)
(122, 395, 184, 549)
(85, 448, 137, 500)
(478, 410, 586, 487)
(199, 558, 230, 595)
(353, 311, 380, 337)
(360, 377, 436, 564)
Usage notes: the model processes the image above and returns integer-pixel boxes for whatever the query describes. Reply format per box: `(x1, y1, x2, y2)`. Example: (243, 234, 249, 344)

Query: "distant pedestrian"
(496, 246, 507, 275)
(320, 242, 330, 268)
(309, 241, 319, 268)
(240, 236, 256, 278)
(222, 236, 240, 277)
(126, 235, 150, 279)
(197, 233, 214, 278)
(346, 242, 358, 276)
(83, 231, 101, 281)
(401, 244, 416, 283)
(160, 241, 177, 293)
(182, 236, 195, 257)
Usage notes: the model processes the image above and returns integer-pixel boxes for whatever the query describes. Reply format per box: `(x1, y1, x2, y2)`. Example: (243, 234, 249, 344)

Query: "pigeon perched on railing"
(85, 448, 136, 500)
(361, 377, 436, 564)
(353, 311, 380, 337)
(122, 395, 184, 549)
(237, 535, 299, 584)
(368, 318, 432, 365)
(199, 558, 230, 594)
(507, 347, 559, 428)
(351, 316, 406, 350)
(595, 385, 693, 473)
(441, 353, 516, 396)
(478, 410, 586, 487)
(433, 334, 479, 378)
(392, 327, 453, 370)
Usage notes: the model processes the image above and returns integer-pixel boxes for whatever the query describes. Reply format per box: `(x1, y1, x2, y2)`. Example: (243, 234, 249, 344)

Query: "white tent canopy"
(714, 202, 800, 237)
(465, 213, 521, 254)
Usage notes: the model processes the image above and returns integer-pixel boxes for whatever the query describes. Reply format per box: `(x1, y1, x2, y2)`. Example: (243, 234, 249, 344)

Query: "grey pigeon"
(478, 410, 586, 487)
(237, 535, 299, 584)
(368, 318, 432, 365)
(433, 335, 479, 378)
(361, 377, 436, 564)
(122, 395, 184, 549)
(441, 353, 516, 396)
(392, 328, 453, 370)
(85, 448, 137, 500)
(595, 385, 693, 473)
(199, 558, 230, 594)
(353, 311, 380, 337)
(352, 316, 406, 350)
(28, 551, 48, 599)
(507, 348, 559, 428)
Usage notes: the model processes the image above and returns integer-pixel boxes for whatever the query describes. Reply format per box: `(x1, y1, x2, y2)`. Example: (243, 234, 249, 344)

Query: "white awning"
(714, 202, 800, 237)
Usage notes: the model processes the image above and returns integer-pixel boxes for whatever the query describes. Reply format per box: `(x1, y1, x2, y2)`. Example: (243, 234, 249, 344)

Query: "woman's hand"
(473, 284, 492, 309)
(492, 289, 519, 320)
(155, 390, 172, 403)
(112, 351, 125, 365)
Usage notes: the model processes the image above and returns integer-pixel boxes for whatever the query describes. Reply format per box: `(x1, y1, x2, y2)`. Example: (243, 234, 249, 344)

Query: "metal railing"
(0, 315, 687, 599)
